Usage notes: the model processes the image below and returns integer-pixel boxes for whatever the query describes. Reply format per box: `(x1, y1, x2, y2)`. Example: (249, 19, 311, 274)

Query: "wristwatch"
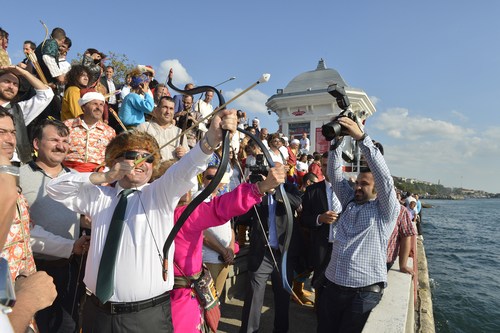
(357, 132, 368, 142)
(201, 135, 221, 152)
(0, 165, 19, 177)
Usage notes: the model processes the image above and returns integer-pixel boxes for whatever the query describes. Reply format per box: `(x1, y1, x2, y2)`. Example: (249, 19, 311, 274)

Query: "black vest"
(9, 103, 33, 163)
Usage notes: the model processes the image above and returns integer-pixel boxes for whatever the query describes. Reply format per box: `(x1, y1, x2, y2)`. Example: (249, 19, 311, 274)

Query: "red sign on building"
(315, 127, 330, 153)
(292, 110, 305, 116)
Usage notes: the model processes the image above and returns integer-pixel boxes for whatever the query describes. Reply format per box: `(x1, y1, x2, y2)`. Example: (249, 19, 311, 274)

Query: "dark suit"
(100, 77, 121, 131)
(301, 180, 332, 285)
(240, 184, 301, 333)
(100, 77, 120, 104)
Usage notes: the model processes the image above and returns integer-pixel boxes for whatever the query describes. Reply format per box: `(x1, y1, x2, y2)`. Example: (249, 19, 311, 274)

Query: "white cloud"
(451, 110, 468, 122)
(369, 95, 381, 106)
(156, 59, 193, 86)
(373, 107, 474, 140)
(369, 107, 500, 193)
(484, 126, 500, 141)
(224, 89, 269, 114)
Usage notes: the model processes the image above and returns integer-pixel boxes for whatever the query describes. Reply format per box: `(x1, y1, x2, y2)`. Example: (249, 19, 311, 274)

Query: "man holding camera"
(317, 117, 399, 333)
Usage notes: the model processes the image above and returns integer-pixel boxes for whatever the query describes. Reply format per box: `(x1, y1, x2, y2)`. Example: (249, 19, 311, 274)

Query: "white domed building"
(266, 59, 376, 166)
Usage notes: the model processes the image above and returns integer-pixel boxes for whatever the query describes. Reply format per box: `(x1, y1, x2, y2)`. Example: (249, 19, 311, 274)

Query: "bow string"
(236, 128, 295, 294)
(161, 75, 231, 280)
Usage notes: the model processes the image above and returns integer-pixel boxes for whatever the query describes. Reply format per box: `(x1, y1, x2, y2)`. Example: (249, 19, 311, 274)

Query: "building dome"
(283, 59, 348, 94)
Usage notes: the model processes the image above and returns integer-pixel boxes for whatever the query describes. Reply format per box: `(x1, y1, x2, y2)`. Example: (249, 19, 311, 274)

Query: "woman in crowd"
(170, 165, 285, 332)
(268, 133, 287, 164)
(118, 69, 154, 129)
(120, 73, 132, 103)
(61, 65, 91, 120)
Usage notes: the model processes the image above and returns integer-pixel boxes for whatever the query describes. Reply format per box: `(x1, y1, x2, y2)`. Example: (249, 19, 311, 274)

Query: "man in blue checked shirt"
(317, 117, 400, 333)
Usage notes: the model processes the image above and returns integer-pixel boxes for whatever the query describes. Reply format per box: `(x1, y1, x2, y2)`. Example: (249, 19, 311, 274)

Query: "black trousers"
(81, 294, 173, 333)
(316, 280, 383, 333)
(35, 258, 79, 333)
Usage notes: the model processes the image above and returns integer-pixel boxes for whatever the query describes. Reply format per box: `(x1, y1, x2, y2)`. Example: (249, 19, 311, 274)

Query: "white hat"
(291, 139, 300, 145)
(78, 92, 105, 107)
(406, 197, 416, 205)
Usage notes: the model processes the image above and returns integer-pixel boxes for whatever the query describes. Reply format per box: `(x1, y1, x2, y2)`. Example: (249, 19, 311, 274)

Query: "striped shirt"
(325, 136, 400, 287)
(387, 205, 417, 264)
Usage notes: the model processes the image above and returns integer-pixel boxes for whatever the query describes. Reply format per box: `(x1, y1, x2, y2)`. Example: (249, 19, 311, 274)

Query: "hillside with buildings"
(393, 176, 500, 199)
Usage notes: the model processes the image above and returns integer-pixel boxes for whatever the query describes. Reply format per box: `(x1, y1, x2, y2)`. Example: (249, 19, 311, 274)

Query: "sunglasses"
(122, 151, 154, 164)
(204, 175, 215, 181)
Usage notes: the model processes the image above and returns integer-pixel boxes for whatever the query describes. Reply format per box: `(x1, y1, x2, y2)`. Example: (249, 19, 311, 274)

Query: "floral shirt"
(1, 194, 36, 281)
(64, 117, 116, 165)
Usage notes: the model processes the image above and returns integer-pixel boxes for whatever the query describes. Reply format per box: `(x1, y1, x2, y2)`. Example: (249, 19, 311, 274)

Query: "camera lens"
(322, 121, 343, 141)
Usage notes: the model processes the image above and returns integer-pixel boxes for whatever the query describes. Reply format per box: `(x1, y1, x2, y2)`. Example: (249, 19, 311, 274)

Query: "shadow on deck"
(217, 246, 317, 333)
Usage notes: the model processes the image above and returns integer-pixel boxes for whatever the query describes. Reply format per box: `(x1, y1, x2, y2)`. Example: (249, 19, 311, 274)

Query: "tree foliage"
(393, 177, 451, 196)
(103, 52, 136, 84)
(70, 51, 136, 85)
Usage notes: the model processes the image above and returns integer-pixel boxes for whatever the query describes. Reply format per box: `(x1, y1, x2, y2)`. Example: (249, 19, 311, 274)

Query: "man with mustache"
(0, 65, 54, 164)
(136, 96, 188, 161)
(63, 92, 115, 172)
(46, 108, 238, 333)
(20, 118, 90, 333)
(0, 108, 57, 332)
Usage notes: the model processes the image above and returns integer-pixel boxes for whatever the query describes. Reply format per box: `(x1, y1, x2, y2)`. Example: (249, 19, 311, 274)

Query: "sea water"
(423, 198, 500, 333)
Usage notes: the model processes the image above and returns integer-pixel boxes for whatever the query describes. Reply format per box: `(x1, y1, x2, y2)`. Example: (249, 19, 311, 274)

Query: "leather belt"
(87, 290, 170, 314)
(330, 281, 384, 293)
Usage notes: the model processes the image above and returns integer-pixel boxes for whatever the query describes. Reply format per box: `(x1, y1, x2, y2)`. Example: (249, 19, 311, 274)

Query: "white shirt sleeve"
(30, 225, 74, 258)
(46, 172, 98, 216)
(42, 54, 64, 77)
(16, 87, 54, 125)
(0, 312, 13, 333)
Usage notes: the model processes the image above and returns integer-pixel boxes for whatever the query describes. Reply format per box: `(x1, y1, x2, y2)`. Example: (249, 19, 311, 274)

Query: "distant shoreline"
(422, 195, 500, 201)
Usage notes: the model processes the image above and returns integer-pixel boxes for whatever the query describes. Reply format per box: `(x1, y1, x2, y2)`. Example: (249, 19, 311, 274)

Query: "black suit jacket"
(245, 183, 301, 273)
(300, 180, 332, 271)
(100, 77, 120, 103)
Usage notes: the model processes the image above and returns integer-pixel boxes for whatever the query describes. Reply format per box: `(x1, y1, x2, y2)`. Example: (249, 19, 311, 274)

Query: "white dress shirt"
(0, 310, 13, 333)
(107, 79, 116, 104)
(194, 100, 213, 133)
(2, 87, 54, 163)
(46, 144, 210, 302)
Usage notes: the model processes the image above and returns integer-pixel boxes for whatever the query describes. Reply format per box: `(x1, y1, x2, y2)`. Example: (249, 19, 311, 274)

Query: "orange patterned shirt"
(1, 194, 36, 281)
(64, 117, 116, 165)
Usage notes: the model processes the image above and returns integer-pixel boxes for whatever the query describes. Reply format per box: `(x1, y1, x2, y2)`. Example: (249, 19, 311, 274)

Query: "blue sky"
(3, 1, 500, 193)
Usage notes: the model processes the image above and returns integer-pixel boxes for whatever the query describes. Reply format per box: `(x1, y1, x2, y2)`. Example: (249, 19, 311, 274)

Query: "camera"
(248, 154, 268, 183)
(0, 258, 15, 308)
(322, 111, 360, 141)
(321, 84, 360, 141)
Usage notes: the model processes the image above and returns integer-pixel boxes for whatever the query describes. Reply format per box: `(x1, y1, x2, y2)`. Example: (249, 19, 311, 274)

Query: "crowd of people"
(0, 25, 422, 333)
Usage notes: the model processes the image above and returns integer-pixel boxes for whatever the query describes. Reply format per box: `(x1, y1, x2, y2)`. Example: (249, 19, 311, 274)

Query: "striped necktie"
(95, 188, 135, 303)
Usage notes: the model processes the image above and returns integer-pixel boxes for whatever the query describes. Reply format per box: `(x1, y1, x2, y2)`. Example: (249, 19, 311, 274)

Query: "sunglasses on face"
(204, 174, 215, 181)
(122, 151, 154, 164)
